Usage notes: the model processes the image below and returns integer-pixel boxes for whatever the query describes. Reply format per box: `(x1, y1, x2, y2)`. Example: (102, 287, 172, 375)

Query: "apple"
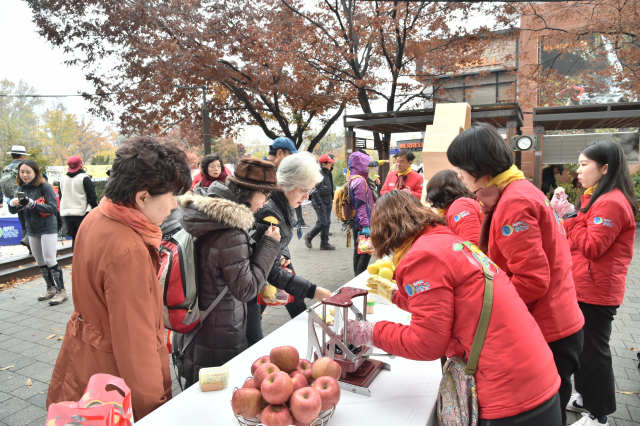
(251, 355, 270, 375)
(257, 399, 269, 422)
(293, 419, 313, 426)
(242, 378, 255, 389)
(311, 357, 342, 380)
(289, 387, 322, 424)
(270, 346, 300, 373)
(312, 376, 341, 411)
(378, 267, 393, 280)
(231, 388, 263, 419)
(289, 371, 308, 393)
(261, 371, 294, 405)
(296, 359, 313, 383)
(260, 404, 293, 426)
(253, 363, 280, 390)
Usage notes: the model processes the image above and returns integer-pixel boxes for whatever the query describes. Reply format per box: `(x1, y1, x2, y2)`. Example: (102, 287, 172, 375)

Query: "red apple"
(296, 359, 313, 383)
(253, 363, 280, 390)
(312, 376, 341, 411)
(261, 371, 294, 405)
(270, 346, 300, 373)
(256, 399, 269, 422)
(293, 419, 312, 426)
(231, 388, 263, 419)
(242, 378, 255, 389)
(251, 355, 270, 375)
(261, 404, 293, 426)
(289, 371, 308, 393)
(311, 357, 342, 380)
(289, 387, 322, 424)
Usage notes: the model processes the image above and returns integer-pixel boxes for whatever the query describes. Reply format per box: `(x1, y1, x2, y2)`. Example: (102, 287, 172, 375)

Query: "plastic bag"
(357, 235, 375, 254)
(550, 187, 575, 218)
(257, 266, 295, 306)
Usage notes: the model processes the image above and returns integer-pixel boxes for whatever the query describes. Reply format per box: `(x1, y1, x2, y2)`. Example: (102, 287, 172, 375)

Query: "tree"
(73, 117, 116, 163)
(38, 107, 78, 165)
(0, 79, 44, 158)
(310, 130, 345, 156)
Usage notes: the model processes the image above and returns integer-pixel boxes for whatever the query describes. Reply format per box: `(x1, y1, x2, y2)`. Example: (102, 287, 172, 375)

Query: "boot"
(37, 266, 57, 301)
(320, 243, 336, 250)
(49, 264, 68, 305)
(303, 234, 312, 249)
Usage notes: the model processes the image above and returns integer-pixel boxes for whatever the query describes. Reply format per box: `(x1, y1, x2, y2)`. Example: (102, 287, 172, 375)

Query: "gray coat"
(177, 182, 280, 383)
(8, 182, 58, 236)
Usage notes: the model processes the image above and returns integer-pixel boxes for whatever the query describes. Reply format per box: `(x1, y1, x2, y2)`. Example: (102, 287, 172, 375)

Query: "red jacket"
(565, 189, 636, 306)
(445, 197, 482, 247)
(380, 169, 423, 199)
(488, 180, 584, 343)
(374, 226, 560, 419)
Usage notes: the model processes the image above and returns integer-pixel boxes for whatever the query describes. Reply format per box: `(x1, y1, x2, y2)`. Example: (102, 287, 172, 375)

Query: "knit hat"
(227, 158, 282, 192)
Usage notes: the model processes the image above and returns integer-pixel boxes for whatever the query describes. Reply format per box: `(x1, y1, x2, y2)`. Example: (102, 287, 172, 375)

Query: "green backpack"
(0, 163, 19, 200)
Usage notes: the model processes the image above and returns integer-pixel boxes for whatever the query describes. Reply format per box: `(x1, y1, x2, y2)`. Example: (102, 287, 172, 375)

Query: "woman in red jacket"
(426, 169, 482, 247)
(347, 191, 561, 424)
(447, 124, 584, 426)
(563, 141, 637, 426)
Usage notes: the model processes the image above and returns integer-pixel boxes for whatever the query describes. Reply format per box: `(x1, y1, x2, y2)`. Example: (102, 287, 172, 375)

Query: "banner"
(47, 165, 111, 182)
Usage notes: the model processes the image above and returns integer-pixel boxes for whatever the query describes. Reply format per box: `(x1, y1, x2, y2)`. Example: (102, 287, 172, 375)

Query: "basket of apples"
(231, 346, 341, 426)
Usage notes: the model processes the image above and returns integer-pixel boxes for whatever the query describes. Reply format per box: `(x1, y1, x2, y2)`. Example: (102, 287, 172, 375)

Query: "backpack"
(437, 260, 494, 426)
(333, 175, 366, 223)
(157, 228, 227, 334)
(0, 163, 18, 200)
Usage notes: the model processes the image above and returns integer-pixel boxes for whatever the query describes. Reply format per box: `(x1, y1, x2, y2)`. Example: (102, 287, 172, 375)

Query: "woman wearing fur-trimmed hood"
(175, 158, 281, 385)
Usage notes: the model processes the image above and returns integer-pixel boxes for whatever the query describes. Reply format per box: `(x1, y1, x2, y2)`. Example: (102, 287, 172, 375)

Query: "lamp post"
(175, 84, 211, 155)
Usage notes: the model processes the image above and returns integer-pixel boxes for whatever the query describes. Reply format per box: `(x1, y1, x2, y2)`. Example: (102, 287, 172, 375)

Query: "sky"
(0, 0, 423, 145)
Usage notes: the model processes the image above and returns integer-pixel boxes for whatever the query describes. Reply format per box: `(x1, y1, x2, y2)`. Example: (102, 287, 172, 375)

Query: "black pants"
(352, 230, 371, 276)
(63, 215, 86, 251)
(295, 205, 305, 225)
(308, 202, 331, 244)
(246, 297, 263, 347)
(17, 209, 26, 236)
(479, 393, 561, 426)
(547, 329, 584, 426)
(574, 302, 618, 417)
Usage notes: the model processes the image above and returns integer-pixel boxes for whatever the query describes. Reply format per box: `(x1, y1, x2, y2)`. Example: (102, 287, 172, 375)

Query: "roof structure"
(533, 102, 640, 130)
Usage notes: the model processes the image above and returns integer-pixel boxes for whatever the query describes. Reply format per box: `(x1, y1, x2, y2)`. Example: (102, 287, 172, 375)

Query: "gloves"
(366, 275, 397, 303)
(19, 198, 35, 209)
(359, 226, 370, 237)
(342, 320, 376, 348)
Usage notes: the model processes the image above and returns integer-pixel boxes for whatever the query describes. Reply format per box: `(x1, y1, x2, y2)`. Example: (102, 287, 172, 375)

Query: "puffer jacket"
(177, 183, 280, 383)
(310, 167, 334, 206)
(8, 181, 58, 236)
(254, 191, 317, 299)
(348, 152, 374, 230)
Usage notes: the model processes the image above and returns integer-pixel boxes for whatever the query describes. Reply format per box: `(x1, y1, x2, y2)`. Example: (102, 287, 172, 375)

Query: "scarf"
(392, 226, 425, 269)
(99, 198, 162, 249)
(475, 165, 525, 253)
(437, 208, 446, 216)
(200, 169, 228, 188)
(584, 182, 598, 197)
(396, 167, 413, 190)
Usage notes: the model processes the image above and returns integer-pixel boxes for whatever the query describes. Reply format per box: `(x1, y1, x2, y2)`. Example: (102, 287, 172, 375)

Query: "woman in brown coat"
(47, 137, 192, 420)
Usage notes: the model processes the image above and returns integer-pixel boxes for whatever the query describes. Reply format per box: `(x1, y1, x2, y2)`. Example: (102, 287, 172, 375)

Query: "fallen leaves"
(57, 337, 63, 341)
(630, 348, 640, 351)
(50, 327, 61, 332)
(26, 378, 32, 388)
(46, 334, 56, 340)
(0, 364, 16, 371)
(618, 391, 635, 395)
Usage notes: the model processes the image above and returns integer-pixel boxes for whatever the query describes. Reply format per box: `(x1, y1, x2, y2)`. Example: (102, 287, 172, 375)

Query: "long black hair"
(576, 141, 638, 216)
(447, 123, 514, 179)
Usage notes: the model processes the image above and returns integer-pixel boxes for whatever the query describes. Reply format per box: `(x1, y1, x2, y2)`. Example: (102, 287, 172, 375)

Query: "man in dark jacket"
(541, 164, 564, 197)
(304, 154, 335, 250)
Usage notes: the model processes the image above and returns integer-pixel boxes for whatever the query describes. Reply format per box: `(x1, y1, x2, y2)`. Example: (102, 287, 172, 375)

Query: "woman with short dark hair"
(47, 137, 192, 420)
(447, 123, 584, 425)
(564, 141, 638, 426)
(347, 191, 562, 425)
(9, 159, 61, 303)
(426, 169, 482, 247)
(194, 153, 227, 189)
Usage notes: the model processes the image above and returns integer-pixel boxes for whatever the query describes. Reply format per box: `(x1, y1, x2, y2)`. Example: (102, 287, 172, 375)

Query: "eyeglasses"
(301, 187, 316, 196)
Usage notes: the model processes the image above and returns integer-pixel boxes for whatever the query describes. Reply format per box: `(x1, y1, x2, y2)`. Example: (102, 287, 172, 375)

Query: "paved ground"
(1, 203, 640, 425)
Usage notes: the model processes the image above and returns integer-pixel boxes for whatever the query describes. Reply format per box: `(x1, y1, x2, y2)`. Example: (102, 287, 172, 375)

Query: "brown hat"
(227, 158, 283, 192)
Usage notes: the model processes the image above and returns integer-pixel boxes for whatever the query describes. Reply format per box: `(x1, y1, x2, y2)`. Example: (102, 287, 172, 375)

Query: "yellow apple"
(378, 260, 394, 271)
(261, 284, 277, 302)
(367, 264, 379, 274)
(378, 267, 394, 281)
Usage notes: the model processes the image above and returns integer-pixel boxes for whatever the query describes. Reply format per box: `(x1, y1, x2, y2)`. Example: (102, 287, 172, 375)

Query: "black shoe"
(300, 223, 310, 229)
(329, 232, 333, 236)
(320, 243, 336, 250)
(303, 234, 312, 249)
(20, 236, 30, 247)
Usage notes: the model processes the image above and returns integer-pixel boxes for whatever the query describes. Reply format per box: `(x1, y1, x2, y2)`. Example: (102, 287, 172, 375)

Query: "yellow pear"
(378, 267, 394, 281)
(261, 284, 277, 302)
(378, 260, 394, 271)
(367, 263, 380, 274)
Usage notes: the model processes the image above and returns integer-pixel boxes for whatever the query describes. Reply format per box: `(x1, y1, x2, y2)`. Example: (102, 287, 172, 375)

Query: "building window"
(433, 70, 517, 105)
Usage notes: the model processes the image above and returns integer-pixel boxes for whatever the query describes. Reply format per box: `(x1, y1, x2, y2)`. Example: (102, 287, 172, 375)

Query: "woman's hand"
(366, 275, 397, 303)
(280, 256, 290, 267)
(10, 198, 19, 207)
(314, 287, 332, 302)
(264, 225, 281, 242)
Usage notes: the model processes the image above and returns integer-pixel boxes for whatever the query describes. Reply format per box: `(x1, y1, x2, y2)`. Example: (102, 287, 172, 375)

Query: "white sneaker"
(570, 413, 608, 426)
(567, 393, 590, 414)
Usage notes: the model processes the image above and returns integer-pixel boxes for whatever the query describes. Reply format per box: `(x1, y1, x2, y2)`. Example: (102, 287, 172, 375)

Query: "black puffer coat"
(8, 181, 58, 236)
(254, 191, 317, 299)
(177, 183, 280, 383)
(310, 167, 334, 206)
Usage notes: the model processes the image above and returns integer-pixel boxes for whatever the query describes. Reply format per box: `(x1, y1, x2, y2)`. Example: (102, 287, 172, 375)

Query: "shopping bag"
(357, 235, 375, 254)
(257, 265, 295, 306)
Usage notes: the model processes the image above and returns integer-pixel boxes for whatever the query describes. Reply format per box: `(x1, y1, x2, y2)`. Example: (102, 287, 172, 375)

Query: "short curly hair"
(200, 153, 223, 177)
(426, 169, 476, 210)
(104, 137, 192, 206)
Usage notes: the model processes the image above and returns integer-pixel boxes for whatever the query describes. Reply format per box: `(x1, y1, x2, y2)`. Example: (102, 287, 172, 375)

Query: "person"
(563, 141, 637, 426)
(379, 149, 423, 199)
(2, 145, 29, 247)
(177, 158, 282, 385)
(247, 152, 333, 344)
(541, 164, 565, 196)
(8, 160, 63, 304)
(557, 83, 585, 106)
(347, 191, 561, 425)
(447, 123, 584, 426)
(426, 169, 482, 247)
(304, 154, 335, 250)
(192, 153, 228, 189)
(47, 137, 192, 419)
(59, 156, 98, 250)
(348, 151, 375, 276)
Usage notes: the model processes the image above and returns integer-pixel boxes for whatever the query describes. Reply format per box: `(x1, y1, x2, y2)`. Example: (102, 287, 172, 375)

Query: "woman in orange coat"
(47, 137, 192, 420)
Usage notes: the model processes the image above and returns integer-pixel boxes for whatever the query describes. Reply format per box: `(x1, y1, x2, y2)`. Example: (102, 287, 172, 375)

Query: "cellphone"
(16, 192, 25, 200)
